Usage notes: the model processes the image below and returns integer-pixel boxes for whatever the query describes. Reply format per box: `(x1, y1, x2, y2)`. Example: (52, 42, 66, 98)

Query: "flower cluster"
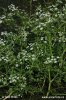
(9, 74, 19, 83)
(0, 56, 9, 63)
(8, 4, 18, 12)
(0, 38, 5, 46)
(1, 31, 8, 36)
(58, 32, 66, 43)
(44, 56, 60, 64)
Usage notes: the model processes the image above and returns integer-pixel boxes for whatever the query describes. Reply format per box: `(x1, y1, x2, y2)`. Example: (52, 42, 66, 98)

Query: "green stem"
(30, 0, 32, 17)
(46, 82, 51, 96)
(3, 91, 13, 100)
(46, 31, 52, 96)
(46, 68, 51, 96)
(51, 73, 59, 83)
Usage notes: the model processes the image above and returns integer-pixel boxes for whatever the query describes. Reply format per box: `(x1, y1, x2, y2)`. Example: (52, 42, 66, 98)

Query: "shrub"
(0, 1, 66, 99)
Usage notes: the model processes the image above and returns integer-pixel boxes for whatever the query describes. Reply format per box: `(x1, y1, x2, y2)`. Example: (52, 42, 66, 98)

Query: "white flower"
(32, 54, 36, 61)
(51, 56, 54, 58)
(36, 12, 39, 15)
(1, 15, 6, 19)
(44, 61, 48, 64)
(15, 64, 19, 67)
(59, 32, 62, 37)
(47, 57, 50, 60)
(41, 37, 44, 41)
(0, 20, 2, 24)
(49, 60, 52, 63)
(30, 47, 33, 50)
(44, 41, 47, 44)
(1, 31, 7, 36)
(2, 57, 5, 59)
(53, 58, 56, 61)
(20, 61, 22, 64)
(0, 39, 5, 45)
(8, 4, 17, 11)
(57, 56, 60, 59)
(54, 61, 57, 63)
(59, 39, 61, 42)
(23, 77, 26, 80)
(51, 58, 54, 61)
(40, 27, 43, 30)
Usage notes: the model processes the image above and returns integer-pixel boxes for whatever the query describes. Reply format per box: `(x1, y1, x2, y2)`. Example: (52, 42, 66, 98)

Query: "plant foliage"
(0, 0, 66, 99)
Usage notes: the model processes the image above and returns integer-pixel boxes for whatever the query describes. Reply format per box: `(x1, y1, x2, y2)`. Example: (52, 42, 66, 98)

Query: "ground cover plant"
(0, 0, 66, 99)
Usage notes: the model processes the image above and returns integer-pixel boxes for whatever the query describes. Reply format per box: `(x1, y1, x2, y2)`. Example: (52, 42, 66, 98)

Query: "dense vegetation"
(0, 0, 66, 99)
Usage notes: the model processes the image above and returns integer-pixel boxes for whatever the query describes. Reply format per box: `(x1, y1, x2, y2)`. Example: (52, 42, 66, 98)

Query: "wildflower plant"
(0, 1, 66, 99)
